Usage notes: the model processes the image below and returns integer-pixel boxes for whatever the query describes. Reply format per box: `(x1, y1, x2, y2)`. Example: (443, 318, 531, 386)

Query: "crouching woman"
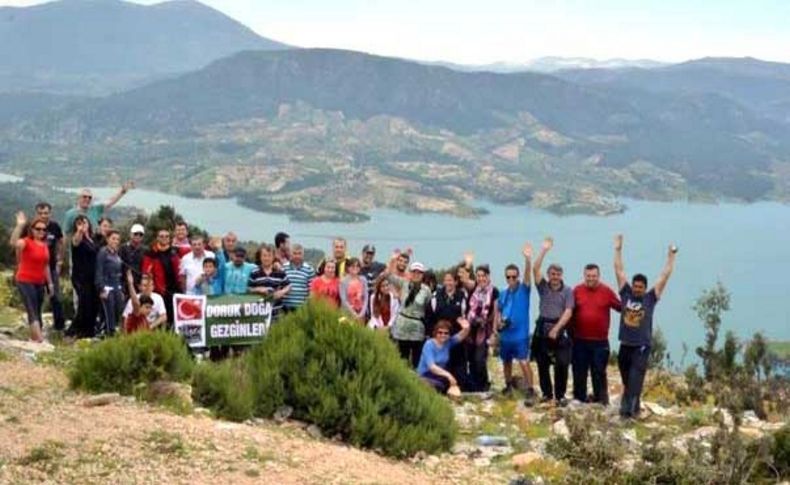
(417, 317, 470, 394)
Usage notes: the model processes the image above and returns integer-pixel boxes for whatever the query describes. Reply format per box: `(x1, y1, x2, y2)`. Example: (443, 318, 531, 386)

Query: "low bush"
(193, 300, 457, 458)
(69, 331, 193, 395)
(192, 358, 254, 421)
(546, 409, 626, 480)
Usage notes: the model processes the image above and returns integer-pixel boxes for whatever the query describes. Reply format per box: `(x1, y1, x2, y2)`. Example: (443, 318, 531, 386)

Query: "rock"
(83, 393, 122, 407)
(712, 407, 734, 428)
(216, 422, 241, 431)
(643, 401, 669, 417)
(478, 446, 513, 459)
(552, 419, 570, 438)
(0, 337, 55, 354)
(305, 424, 323, 439)
(144, 380, 193, 408)
(473, 457, 491, 467)
(193, 407, 213, 418)
(761, 422, 786, 432)
(687, 426, 718, 440)
(674, 425, 718, 451)
(512, 451, 542, 470)
(423, 455, 441, 468)
(451, 443, 477, 456)
(618, 456, 638, 473)
(273, 405, 293, 423)
(621, 429, 639, 447)
(742, 410, 761, 426)
(740, 427, 764, 439)
(529, 438, 550, 455)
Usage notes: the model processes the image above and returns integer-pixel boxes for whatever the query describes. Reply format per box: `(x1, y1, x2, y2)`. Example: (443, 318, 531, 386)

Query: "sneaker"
(523, 388, 537, 407)
(557, 398, 569, 408)
(502, 384, 514, 396)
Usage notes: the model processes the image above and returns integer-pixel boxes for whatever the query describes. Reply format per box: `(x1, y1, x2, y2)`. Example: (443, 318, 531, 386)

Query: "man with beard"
(142, 228, 181, 326)
(614, 234, 676, 418)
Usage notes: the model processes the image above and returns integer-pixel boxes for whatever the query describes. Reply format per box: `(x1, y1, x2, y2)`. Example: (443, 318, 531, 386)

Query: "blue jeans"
(572, 339, 610, 404)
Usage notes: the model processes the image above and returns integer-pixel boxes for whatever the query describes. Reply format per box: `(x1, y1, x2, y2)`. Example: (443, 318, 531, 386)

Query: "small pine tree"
(694, 282, 731, 380)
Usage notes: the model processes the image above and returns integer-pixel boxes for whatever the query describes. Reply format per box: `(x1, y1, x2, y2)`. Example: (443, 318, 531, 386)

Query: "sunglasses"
(132, 232, 144, 236)
(505, 275, 519, 280)
(32, 226, 47, 231)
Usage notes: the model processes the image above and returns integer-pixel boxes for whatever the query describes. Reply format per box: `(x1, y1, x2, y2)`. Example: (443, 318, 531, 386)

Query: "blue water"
(77, 187, 790, 365)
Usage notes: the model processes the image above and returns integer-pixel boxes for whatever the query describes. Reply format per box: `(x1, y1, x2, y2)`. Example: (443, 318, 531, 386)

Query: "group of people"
(10, 183, 676, 418)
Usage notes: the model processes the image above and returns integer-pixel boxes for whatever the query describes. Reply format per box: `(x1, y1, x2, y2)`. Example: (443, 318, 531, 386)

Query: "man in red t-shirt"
(571, 263, 621, 404)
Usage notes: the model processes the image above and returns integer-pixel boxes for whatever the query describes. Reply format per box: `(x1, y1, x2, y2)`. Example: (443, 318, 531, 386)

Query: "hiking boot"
(502, 383, 514, 396)
(557, 398, 569, 408)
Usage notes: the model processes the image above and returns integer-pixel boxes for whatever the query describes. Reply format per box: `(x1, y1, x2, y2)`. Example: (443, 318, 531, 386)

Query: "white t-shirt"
(123, 292, 166, 325)
(179, 250, 215, 294)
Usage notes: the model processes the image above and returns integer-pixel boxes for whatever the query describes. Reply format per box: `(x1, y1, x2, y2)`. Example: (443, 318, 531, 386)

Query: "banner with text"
(173, 294, 274, 348)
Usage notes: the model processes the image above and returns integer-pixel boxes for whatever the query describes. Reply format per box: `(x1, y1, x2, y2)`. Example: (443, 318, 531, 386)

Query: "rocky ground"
(0, 313, 787, 484)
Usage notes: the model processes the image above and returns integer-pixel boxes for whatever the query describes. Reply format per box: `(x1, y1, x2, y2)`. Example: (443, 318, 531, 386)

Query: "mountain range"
(0, 0, 288, 95)
(0, 0, 789, 220)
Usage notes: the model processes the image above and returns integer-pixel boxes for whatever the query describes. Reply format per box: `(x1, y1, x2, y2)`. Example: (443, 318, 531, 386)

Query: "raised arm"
(127, 270, 141, 314)
(533, 237, 553, 284)
(460, 251, 476, 291)
(71, 218, 90, 247)
(653, 244, 677, 299)
(104, 181, 134, 210)
(522, 242, 533, 286)
(10, 211, 27, 258)
(613, 234, 627, 290)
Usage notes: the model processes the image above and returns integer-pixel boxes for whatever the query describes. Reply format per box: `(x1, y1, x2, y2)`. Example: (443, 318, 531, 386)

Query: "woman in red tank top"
(10, 212, 52, 343)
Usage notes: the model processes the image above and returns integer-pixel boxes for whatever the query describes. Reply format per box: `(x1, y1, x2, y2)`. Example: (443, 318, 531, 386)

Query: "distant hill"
(525, 56, 667, 72)
(0, 0, 289, 95)
(422, 57, 666, 74)
(3, 49, 790, 219)
(556, 57, 790, 124)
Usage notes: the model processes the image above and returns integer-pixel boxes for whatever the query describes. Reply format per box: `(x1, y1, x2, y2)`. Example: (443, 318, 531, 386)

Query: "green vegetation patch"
(69, 331, 194, 395)
(192, 300, 457, 458)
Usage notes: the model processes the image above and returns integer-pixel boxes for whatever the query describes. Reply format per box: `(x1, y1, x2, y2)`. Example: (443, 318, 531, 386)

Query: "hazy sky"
(3, 0, 790, 64)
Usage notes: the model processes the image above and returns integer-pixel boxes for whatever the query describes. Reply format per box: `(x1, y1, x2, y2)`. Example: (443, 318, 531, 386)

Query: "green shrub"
(772, 425, 790, 479)
(192, 359, 254, 421)
(69, 331, 193, 395)
(546, 409, 626, 478)
(193, 300, 457, 457)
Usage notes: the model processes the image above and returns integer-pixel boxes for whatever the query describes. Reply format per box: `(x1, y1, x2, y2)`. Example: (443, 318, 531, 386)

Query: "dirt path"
(0, 357, 503, 484)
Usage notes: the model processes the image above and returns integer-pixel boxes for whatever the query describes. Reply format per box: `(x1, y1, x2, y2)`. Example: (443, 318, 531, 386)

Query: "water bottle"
(475, 435, 509, 447)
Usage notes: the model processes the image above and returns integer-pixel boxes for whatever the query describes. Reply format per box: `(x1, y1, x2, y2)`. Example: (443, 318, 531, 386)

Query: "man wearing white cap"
(64, 181, 134, 235)
(119, 223, 146, 297)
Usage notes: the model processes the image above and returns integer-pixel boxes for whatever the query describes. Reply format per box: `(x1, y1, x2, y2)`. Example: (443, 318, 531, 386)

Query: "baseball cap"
(130, 224, 145, 235)
(233, 245, 247, 256)
(409, 262, 425, 273)
(362, 244, 376, 254)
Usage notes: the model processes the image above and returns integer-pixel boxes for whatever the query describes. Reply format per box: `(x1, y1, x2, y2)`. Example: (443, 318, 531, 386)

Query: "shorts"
(500, 339, 529, 362)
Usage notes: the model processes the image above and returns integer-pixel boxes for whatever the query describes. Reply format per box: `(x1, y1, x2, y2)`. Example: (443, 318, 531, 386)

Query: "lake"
(70, 187, 790, 365)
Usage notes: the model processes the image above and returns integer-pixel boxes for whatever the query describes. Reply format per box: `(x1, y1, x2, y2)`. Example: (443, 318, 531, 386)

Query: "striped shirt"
(283, 262, 316, 309)
(248, 267, 290, 317)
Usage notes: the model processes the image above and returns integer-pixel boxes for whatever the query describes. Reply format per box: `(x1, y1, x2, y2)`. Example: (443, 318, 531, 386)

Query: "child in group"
(124, 271, 154, 333)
